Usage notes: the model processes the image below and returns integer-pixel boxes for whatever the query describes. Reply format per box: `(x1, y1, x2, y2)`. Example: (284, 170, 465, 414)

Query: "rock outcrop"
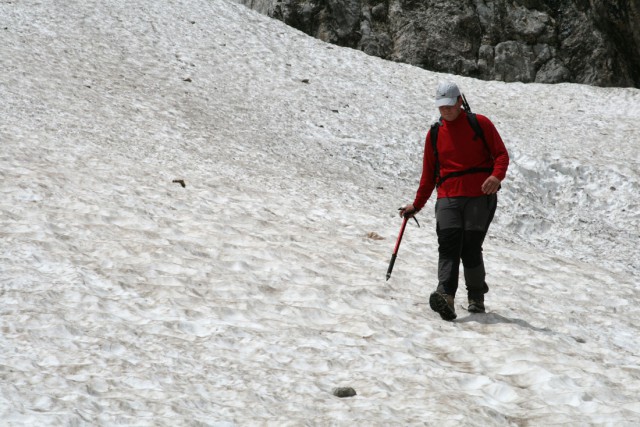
(236, 0, 640, 88)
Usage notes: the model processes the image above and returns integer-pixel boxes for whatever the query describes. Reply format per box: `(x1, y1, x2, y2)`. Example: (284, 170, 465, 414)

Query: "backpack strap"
(466, 112, 492, 159)
(430, 120, 442, 186)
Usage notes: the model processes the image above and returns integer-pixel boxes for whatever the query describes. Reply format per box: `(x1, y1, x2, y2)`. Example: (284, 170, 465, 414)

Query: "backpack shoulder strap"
(466, 112, 492, 159)
(430, 119, 442, 185)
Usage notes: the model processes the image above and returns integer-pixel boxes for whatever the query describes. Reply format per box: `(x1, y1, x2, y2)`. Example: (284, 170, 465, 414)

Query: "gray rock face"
(236, 0, 640, 88)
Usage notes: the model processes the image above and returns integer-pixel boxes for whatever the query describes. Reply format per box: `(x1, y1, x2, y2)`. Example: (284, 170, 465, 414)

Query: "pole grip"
(393, 216, 409, 254)
(386, 216, 409, 280)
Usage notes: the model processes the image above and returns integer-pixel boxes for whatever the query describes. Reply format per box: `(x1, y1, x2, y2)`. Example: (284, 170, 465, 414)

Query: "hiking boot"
(468, 299, 485, 313)
(429, 292, 457, 321)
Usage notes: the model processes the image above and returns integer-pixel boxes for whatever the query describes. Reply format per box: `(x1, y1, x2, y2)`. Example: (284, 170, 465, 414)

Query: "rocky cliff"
(237, 0, 640, 88)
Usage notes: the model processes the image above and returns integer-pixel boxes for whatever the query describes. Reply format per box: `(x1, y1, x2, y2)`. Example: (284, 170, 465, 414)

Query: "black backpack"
(430, 95, 494, 188)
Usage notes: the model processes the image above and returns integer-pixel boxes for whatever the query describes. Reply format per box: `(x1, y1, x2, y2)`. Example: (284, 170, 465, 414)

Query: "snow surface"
(1, 0, 639, 425)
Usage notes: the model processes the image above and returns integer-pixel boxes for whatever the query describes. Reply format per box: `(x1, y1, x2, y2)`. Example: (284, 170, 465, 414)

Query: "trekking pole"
(386, 216, 407, 281)
(386, 214, 419, 281)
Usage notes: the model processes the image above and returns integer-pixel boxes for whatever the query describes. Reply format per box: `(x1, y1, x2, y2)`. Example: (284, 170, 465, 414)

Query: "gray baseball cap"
(435, 81, 461, 107)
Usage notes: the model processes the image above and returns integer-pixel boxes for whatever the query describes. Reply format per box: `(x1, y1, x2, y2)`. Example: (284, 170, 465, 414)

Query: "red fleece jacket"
(413, 110, 509, 211)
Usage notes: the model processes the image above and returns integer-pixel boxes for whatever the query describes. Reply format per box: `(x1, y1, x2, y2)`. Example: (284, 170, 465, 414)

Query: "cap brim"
(435, 97, 457, 107)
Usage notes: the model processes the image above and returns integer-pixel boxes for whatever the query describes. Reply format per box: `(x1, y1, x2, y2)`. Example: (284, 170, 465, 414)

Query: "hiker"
(399, 81, 509, 320)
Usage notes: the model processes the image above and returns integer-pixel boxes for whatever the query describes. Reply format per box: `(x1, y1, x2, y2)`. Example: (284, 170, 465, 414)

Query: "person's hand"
(399, 204, 417, 218)
(481, 176, 501, 194)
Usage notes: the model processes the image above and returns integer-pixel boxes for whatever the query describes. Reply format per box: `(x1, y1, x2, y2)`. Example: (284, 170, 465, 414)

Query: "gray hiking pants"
(434, 195, 497, 300)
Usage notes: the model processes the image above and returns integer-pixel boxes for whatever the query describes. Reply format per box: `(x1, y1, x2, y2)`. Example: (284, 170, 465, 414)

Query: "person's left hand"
(481, 176, 501, 194)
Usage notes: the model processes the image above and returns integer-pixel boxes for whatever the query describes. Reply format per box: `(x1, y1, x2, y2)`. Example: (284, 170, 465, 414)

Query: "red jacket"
(413, 110, 509, 211)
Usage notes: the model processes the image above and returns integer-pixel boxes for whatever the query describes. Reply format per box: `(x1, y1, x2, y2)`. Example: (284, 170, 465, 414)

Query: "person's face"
(438, 97, 462, 122)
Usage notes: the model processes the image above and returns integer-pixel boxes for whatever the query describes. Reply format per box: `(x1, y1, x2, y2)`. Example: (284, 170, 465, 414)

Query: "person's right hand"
(399, 204, 417, 218)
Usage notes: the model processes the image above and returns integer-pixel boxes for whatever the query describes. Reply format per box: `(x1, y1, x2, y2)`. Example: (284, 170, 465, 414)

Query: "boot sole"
(429, 292, 457, 321)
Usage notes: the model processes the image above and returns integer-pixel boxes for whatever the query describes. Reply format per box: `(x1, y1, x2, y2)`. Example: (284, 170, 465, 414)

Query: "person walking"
(400, 81, 509, 320)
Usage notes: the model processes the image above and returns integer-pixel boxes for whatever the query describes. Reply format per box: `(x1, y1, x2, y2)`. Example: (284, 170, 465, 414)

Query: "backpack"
(430, 95, 494, 188)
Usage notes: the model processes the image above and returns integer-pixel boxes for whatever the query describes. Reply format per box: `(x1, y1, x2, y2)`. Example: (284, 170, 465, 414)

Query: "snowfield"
(1, 0, 639, 425)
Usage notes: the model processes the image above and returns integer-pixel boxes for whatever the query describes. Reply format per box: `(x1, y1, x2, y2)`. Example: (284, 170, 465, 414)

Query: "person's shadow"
(456, 312, 554, 334)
